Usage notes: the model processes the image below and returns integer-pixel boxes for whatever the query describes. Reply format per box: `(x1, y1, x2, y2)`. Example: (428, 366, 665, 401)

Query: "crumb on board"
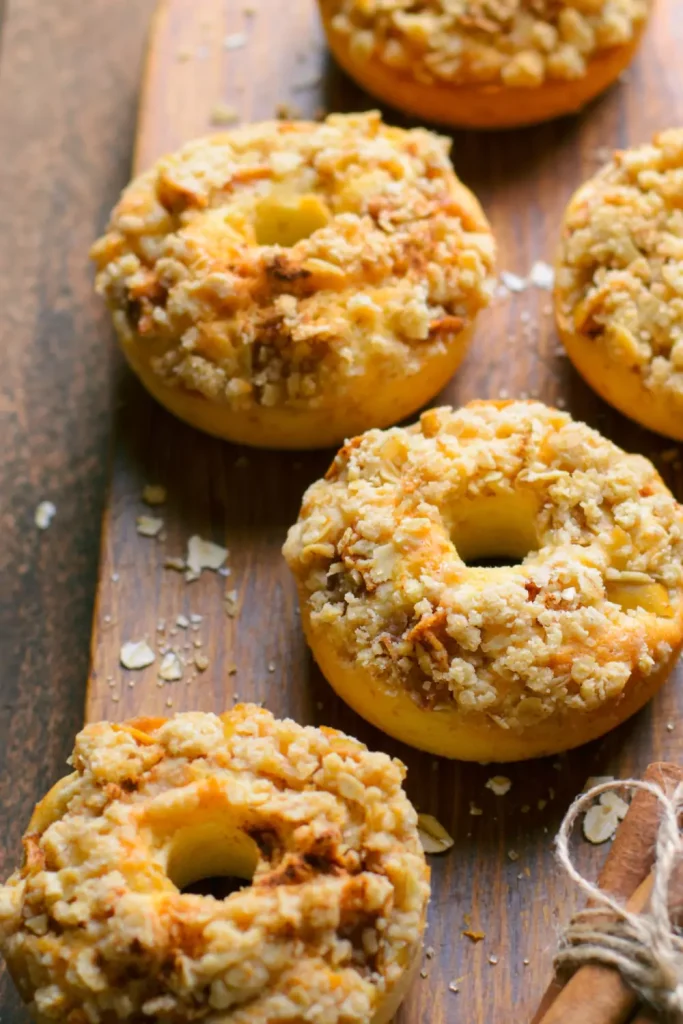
(485, 775, 512, 796)
(210, 102, 239, 126)
(186, 535, 228, 575)
(194, 652, 210, 672)
(416, 813, 453, 854)
(165, 556, 185, 572)
(142, 484, 167, 506)
(136, 515, 164, 538)
(469, 802, 483, 816)
(500, 270, 527, 293)
(507, 849, 519, 862)
(223, 32, 247, 49)
(34, 501, 56, 530)
(224, 589, 239, 617)
(176, 614, 189, 629)
(158, 652, 183, 682)
(528, 260, 555, 290)
(120, 640, 155, 670)
(276, 101, 301, 120)
(462, 929, 485, 943)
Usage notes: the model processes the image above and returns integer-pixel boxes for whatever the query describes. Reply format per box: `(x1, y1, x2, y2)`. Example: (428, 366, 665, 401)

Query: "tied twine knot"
(554, 779, 683, 1019)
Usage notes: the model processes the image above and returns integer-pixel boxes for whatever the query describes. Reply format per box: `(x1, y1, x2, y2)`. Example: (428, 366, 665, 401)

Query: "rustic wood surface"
(2, 0, 683, 1021)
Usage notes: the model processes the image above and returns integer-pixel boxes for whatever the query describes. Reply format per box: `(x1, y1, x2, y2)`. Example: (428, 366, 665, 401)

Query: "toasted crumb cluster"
(284, 401, 683, 730)
(91, 112, 494, 412)
(0, 706, 428, 1024)
(556, 129, 683, 407)
(325, 0, 649, 87)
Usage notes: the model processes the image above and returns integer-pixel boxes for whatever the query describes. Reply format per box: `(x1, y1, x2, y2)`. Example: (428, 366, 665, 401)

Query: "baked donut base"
(14, 737, 425, 1024)
(556, 318, 683, 442)
(321, 12, 644, 130)
(121, 323, 475, 449)
(301, 606, 683, 762)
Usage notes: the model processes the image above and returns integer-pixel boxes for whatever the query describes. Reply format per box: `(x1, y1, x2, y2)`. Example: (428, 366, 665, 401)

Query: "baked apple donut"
(320, 1, 651, 130)
(0, 706, 429, 1024)
(556, 129, 683, 441)
(91, 111, 495, 448)
(284, 401, 683, 761)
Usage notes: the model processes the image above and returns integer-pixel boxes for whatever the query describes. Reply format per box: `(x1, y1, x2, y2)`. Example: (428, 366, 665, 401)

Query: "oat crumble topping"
(556, 130, 683, 409)
(0, 706, 428, 1023)
(284, 401, 683, 731)
(91, 112, 494, 414)
(324, 0, 649, 88)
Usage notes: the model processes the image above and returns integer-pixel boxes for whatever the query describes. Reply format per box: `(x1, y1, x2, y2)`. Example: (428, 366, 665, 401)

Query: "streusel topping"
(0, 706, 428, 1024)
(325, 0, 649, 87)
(91, 112, 494, 412)
(284, 401, 683, 730)
(556, 129, 683, 407)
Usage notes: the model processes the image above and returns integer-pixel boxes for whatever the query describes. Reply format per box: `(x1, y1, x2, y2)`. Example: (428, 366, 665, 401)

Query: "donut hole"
(253, 192, 331, 247)
(449, 493, 539, 568)
(166, 819, 259, 899)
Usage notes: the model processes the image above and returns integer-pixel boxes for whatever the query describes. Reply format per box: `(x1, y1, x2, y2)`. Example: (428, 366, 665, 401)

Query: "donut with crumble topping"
(0, 705, 429, 1024)
(319, 0, 651, 130)
(283, 400, 683, 761)
(90, 111, 495, 449)
(555, 129, 683, 441)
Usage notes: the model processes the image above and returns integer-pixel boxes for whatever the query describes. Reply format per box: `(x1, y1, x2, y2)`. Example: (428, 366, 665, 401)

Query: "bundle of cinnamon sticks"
(531, 761, 683, 1024)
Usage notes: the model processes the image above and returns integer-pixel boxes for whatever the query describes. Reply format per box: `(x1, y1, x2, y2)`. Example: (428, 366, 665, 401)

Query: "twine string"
(554, 779, 683, 1017)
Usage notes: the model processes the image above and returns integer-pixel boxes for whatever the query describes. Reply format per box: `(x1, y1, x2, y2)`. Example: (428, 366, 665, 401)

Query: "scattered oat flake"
(187, 535, 228, 574)
(194, 652, 210, 672)
(137, 515, 164, 538)
(469, 802, 483, 816)
(667, 721, 675, 732)
(488, 955, 499, 966)
(599, 791, 630, 819)
(500, 270, 527, 293)
(267, 661, 276, 673)
(210, 102, 239, 126)
(120, 640, 156, 670)
(507, 849, 519, 862)
(228, 663, 238, 675)
(583, 803, 620, 844)
(416, 813, 454, 854)
(142, 484, 167, 506)
(462, 929, 485, 943)
(176, 614, 190, 629)
(448, 978, 463, 993)
(224, 32, 247, 49)
(34, 501, 56, 530)
(425, 946, 435, 959)
(419, 969, 428, 979)
(529, 260, 555, 290)
(224, 589, 239, 617)
(159, 652, 183, 682)
(190, 613, 203, 625)
(486, 775, 512, 796)
(165, 556, 186, 572)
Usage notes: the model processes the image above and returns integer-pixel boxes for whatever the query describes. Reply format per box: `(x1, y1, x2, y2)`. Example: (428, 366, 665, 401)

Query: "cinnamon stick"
(530, 762, 683, 1024)
(537, 873, 653, 1024)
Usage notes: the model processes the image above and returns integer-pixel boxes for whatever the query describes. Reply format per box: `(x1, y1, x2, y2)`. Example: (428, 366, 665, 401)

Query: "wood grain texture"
(0, 2, 156, 1022)
(5, 0, 681, 1022)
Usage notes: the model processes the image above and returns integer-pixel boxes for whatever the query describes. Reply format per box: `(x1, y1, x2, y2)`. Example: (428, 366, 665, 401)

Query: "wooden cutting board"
(87, 1, 683, 1020)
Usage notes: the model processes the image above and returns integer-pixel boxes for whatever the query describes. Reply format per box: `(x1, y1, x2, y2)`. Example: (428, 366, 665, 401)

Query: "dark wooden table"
(2, 2, 683, 1022)
(0, 3, 155, 1018)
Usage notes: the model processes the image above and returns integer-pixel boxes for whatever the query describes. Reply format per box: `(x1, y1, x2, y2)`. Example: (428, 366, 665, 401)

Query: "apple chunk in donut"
(90, 111, 495, 449)
(284, 400, 683, 761)
(0, 706, 429, 1024)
